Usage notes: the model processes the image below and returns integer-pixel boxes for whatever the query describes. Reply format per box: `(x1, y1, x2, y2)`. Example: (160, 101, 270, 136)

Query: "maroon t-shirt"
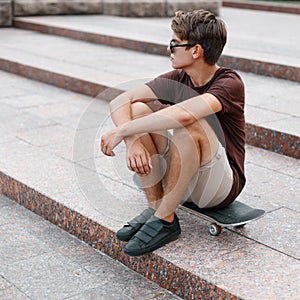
(146, 67, 246, 208)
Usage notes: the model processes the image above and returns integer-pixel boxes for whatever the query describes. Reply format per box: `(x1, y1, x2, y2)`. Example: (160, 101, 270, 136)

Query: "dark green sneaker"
(116, 207, 155, 242)
(124, 214, 181, 256)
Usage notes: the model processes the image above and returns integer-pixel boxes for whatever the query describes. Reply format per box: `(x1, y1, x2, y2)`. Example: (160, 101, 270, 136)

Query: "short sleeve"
(208, 72, 245, 116)
(145, 70, 186, 105)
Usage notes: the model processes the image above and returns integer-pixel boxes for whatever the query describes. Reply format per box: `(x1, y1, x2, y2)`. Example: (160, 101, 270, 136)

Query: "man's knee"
(172, 119, 219, 165)
(173, 119, 207, 140)
(131, 102, 153, 119)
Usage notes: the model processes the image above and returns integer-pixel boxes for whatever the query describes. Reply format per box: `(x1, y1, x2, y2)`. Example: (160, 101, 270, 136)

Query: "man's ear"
(192, 44, 204, 59)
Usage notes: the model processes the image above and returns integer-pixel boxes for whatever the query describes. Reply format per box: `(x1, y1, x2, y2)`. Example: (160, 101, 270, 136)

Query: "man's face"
(168, 32, 195, 70)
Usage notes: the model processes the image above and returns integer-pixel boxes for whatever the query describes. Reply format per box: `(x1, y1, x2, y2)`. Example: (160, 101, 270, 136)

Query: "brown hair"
(171, 10, 227, 65)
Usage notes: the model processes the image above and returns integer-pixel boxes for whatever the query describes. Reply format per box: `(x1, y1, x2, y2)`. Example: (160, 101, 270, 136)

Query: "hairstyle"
(171, 10, 227, 65)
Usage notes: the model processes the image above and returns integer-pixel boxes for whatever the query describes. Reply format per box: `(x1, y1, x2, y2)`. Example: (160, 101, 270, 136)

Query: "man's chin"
(171, 62, 180, 69)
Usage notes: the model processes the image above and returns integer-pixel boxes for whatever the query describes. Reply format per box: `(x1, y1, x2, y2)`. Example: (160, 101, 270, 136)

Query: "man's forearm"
(108, 91, 138, 146)
(109, 86, 159, 145)
(110, 93, 132, 127)
(109, 92, 148, 146)
(117, 93, 222, 138)
(109, 85, 157, 127)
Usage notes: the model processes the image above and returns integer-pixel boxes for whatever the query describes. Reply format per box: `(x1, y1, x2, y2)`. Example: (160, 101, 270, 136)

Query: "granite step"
(0, 194, 182, 300)
(12, 7, 300, 82)
(0, 27, 298, 158)
(0, 70, 299, 299)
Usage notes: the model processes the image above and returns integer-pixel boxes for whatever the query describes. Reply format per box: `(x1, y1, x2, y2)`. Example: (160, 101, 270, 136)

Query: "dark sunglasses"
(169, 41, 196, 54)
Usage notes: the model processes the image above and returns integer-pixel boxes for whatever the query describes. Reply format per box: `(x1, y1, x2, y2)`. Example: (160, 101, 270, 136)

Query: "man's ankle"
(155, 213, 175, 224)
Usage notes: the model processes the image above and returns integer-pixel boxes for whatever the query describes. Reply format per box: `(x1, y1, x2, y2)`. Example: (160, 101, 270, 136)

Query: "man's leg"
(129, 101, 169, 209)
(116, 102, 169, 242)
(124, 119, 219, 256)
(154, 119, 219, 222)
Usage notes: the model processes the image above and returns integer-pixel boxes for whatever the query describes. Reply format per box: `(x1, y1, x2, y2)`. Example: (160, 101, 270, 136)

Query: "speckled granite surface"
(0, 71, 299, 299)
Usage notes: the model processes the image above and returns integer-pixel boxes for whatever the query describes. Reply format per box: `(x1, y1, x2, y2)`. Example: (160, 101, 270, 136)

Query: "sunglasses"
(169, 41, 196, 54)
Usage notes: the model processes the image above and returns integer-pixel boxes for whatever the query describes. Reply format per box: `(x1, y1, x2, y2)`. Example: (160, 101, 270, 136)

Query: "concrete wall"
(103, 0, 220, 17)
(0, 0, 221, 27)
(14, 0, 102, 16)
(167, 0, 220, 17)
(0, 0, 12, 26)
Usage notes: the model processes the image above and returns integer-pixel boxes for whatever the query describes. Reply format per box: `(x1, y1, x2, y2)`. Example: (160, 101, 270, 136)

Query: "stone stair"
(0, 6, 299, 300)
(3, 9, 300, 159)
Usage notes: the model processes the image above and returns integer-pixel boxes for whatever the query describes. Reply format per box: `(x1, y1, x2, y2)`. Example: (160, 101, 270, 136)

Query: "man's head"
(171, 10, 227, 65)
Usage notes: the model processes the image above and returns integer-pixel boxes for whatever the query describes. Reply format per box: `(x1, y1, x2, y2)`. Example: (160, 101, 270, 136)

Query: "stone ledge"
(103, 0, 166, 17)
(14, 0, 102, 16)
(13, 0, 221, 17)
(167, 0, 220, 17)
(0, 0, 12, 26)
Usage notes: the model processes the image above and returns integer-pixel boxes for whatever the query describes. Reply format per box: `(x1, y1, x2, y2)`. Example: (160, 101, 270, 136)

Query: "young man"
(101, 10, 246, 256)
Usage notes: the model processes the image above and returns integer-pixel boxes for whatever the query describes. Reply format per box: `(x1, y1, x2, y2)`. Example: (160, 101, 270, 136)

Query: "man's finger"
(128, 156, 138, 173)
(135, 156, 148, 175)
(101, 143, 115, 157)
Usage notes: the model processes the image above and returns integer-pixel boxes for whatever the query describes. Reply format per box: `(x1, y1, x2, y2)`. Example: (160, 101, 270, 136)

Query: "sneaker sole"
(124, 229, 181, 256)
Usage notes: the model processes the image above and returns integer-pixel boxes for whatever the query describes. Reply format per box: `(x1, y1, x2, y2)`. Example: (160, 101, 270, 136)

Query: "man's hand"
(126, 138, 152, 176)
(101, 127, 124, 157)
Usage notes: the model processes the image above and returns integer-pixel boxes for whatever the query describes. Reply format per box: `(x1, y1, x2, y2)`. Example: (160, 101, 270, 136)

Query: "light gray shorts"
(162, 138, 233, 209)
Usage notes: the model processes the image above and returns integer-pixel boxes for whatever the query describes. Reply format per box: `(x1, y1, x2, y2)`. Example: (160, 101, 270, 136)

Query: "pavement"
(0, 5, 299, 300)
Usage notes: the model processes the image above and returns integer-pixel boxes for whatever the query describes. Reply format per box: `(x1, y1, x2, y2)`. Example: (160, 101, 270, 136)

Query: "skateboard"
(180, 200, 265, 236)
(133, 174, 265, 236)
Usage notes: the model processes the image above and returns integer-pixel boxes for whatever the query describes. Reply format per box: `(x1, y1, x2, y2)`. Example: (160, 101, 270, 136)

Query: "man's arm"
(103, 84, 158, 175)
(118, 93, 222, 137)
(109, 84, 158, 129)
(101, 92, 222, 157)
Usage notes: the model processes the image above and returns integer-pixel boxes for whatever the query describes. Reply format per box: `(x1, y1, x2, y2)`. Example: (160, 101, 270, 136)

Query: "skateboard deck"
(181, 200, 265, 236)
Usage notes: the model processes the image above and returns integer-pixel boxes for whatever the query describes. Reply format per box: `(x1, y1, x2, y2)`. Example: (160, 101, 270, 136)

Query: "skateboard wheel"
(209, 223, 222, 236)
